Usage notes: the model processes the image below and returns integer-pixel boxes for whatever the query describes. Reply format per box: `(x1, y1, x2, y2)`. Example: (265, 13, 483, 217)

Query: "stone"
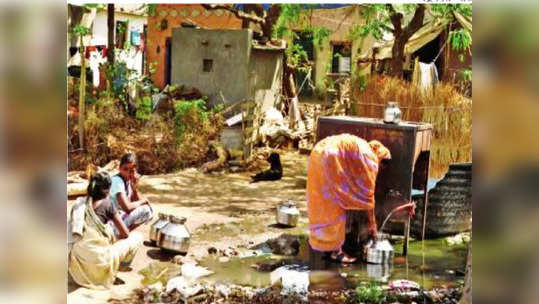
(208, 247, 218, 255)
(166, 276, 203, 298)
(181, 263, 214, 280)
(266, 234, 300, 256)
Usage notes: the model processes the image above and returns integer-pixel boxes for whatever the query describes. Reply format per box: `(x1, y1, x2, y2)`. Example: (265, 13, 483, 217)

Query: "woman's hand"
(131, 172, 140, 187)
(368, 209, 378, 242)
(368, 226, 378, 242)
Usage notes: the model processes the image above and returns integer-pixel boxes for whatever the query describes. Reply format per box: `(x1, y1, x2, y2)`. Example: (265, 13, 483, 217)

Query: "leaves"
(459, 68, 472, 82)
(355, 281, 385, 303)
(448, 28, 472, 52)
(173, 99, 209, 141)
(272, 4, 331, 67)
(146, 4, 158, 16)
(73, 25, 91, 37)
(431, 4, 472, 18)
(135, 96, 153, 121)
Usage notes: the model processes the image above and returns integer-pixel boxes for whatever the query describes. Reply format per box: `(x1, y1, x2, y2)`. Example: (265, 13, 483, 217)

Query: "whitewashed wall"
(91, 11, 146, 47)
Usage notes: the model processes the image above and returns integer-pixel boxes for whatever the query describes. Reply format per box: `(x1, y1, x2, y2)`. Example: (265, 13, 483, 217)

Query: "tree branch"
(404, 4, 426, 39)
(386, 4, 403, 35)
(202, 4, 265, 25)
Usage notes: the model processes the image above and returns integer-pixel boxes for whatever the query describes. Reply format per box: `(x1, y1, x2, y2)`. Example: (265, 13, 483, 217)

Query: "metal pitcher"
(383, 101, 402, 124)
(276, 200, 299, 227)
(363, 239, 394, 264)
(149, 212, 169, 244)
(158, 215, 190, 253)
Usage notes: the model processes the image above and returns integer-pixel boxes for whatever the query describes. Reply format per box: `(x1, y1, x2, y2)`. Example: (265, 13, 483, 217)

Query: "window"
(293, 31, 314, 61)
(331, 41, 351, 74)
(203, 59, 213, 72)
(116, 21, 128, 49)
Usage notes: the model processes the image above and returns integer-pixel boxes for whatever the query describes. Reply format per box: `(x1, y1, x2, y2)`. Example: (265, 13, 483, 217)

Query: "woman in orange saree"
(307, 133, 391, 263)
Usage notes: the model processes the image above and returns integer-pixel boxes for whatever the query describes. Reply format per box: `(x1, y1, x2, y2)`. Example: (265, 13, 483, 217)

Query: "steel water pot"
(149, 213, 169, 244)
(276, 200, 299, 227)
(383, 101, 402, 124)
(363, 239, 394, 264)
(158, 215, 190, 253)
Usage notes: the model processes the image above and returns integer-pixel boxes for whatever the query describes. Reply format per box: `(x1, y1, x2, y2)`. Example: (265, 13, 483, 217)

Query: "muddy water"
(199, 236, 467, 290)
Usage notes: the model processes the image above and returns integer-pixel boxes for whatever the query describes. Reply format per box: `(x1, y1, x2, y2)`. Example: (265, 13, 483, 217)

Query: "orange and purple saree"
(307, 134, 390, 252)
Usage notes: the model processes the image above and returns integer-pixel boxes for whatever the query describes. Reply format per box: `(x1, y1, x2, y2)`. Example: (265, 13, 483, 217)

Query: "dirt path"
(67, 150, 309, 303)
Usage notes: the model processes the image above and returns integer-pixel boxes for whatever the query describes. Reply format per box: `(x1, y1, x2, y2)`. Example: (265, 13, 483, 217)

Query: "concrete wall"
(147, 4, 242, 89)
(249, 49, 284, 111)
(171, 28, 252, 106)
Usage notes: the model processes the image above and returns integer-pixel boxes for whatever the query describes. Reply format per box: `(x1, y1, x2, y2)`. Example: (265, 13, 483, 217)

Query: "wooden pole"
(421, 151, 431, 240)
(107, 4, 115, 64)
(78, 35, 86, 150)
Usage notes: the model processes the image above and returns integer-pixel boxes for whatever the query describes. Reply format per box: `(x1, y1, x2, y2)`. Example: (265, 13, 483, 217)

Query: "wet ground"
(67, 150, 467, 303)
(199, 236, 467, 291)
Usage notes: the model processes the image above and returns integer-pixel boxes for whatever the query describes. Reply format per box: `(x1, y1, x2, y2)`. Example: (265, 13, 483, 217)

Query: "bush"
(173, 99, 209, 141)
(135, 96, 153, 121)
(354, 281, 385, 304)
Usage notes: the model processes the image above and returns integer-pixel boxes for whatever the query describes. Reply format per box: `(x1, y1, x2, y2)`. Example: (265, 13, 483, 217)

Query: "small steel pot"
(276, 200, 299, 227)
(363, 239, 394, 264)
(383, 101, 402, 124)
(149, 213, 169, 244)
(158, 215, 190, 253)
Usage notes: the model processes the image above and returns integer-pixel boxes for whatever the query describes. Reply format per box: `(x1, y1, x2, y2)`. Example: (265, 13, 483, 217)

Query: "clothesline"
(354, 102, 469, 111)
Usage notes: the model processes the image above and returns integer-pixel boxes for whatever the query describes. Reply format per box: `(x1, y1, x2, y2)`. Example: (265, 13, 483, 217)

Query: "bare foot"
(330, 250, 357, 264)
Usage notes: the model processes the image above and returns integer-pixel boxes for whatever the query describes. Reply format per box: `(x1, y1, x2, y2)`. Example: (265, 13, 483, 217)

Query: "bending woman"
(307, 133, 391, 263)
(69, 172, 143, 289)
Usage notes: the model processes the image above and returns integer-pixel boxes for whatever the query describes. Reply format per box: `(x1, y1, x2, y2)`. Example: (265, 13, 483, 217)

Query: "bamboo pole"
(78, 35, 86, 150)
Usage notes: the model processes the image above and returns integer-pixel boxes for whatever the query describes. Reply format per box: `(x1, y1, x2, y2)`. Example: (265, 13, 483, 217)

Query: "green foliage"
(116, 21, 127, 34)
(73, 25, 91, 37)
(460, 68, 472, 82)
(307, 25, 331, 48)
(173, 99, 209, 141)
(105, 59, 137, 105)
(448, 28, 472, 52)
(146, 4, 158, 16)
(351, 4, 472, 48)
(135, 96, 153, 121)
(83, 4, 105, 11)
(358, 75, 369, 92)
(272, 5, 331, 69)
(286, 43, 309, 68)
(354, 281, 385, 304)
(431, 4, 472, 18)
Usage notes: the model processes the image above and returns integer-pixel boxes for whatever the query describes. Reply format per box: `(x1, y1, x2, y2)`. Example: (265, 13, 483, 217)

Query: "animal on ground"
(251, 152, 283, 183)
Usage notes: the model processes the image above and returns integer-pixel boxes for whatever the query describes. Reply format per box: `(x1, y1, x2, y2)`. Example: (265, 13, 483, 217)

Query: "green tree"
(352, 4, 472, 78)
(73, 24, 91, 150)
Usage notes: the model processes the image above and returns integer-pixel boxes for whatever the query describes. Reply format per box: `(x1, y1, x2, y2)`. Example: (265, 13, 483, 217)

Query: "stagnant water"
(198, 235, 468, 290)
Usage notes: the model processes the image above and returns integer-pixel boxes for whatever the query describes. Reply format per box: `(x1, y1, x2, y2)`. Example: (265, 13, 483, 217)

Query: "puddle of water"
(199, 235, 467, 290)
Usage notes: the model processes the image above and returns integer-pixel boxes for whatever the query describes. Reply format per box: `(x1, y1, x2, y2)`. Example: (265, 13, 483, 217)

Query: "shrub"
(354, 281, 385, 304)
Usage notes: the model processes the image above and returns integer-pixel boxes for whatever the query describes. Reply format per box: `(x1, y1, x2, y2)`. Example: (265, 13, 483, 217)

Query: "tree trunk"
(262, 4, 282, 39)
(390, 36, 406, 78)
(78, 36, 86, 150)
(107, 4, 115, 64)
(387, 4, 425, 79)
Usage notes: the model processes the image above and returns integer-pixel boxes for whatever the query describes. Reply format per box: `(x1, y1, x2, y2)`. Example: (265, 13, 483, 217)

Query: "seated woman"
(307, 133, 391, 263)
(69, 172, 143, 289)
(108, 153, 153, 236)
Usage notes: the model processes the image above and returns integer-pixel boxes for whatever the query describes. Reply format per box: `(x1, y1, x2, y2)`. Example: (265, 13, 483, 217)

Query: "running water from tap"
(378, 202, 416, 237)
